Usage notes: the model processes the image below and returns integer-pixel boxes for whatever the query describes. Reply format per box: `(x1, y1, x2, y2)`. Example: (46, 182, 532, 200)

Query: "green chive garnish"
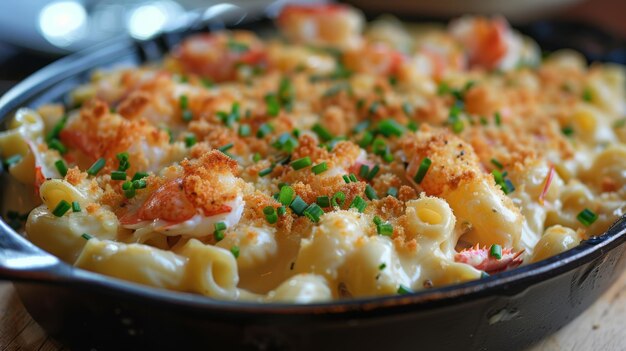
(256, 123, 274, 138)
(397, 285, 412, 295)
(278, 185, 295, 206)
(303, 203, 324, 222)
(582, 88, 592, 102)
(81, 233, 92, 240)
(116, 152, 130, 171)
(365, 184, 378, 200)
(349, 195, 367, 213)
(131, 172, 149, 181)
(379, 263, 386, 270)
(72, 201, 81, 212)
(238, 124, 251, 137)
(179, 95, 189, 110)
(265, 93, 280, 117)
(491, 158, 504, 170)
(312, 162, 328, 175)
(378, 119, 404, 137)
(182, 110, 193, 122)
(52, 200, 71, 217)
(48, 139, 67, 154)
(366, 164, 380, 181)
(55, 159, 68, 177)
(263, 206, 278, 224)
(122, 181, 135, 198)
(214, 222, 227, 241)
(402, 102, 413, 117)
(377, 222, 393, 236)
(111, 171, 127, 180)
(577, 208, 598, 226)
(291, 157, 312, 170)
(132, 179, 147, 189)
(218, 143, 234, 152)
(495, 112, 502, 126)
(87, 158, 106, 176)
(358, 131, 374, 148)
(386, 187, 398, 198)
(252, 153, 261, 162)
(331, 192, 346, 207)
(316, 196, 330, 208)
(4, 154, 22, 168)
(312, 123, 333, 142)
(258, 167, 273, 177)
(349, 173, 358, 183)
(185, 135, 197, 147)
(413, 158, 432, 184)
(289, 196, 308, 215)
(230, 246, 240, 258)
(489, 244, 502, 260)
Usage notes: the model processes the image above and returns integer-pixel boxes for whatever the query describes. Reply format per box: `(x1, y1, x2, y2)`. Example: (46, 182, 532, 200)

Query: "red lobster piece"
(454, 244, 524, 274)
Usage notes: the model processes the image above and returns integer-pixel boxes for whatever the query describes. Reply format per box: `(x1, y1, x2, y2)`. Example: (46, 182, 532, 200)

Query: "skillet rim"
(1, 25, 625, 317)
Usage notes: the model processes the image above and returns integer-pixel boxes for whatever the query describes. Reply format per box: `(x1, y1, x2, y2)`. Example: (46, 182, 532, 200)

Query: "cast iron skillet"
(0, 9, 625, 351)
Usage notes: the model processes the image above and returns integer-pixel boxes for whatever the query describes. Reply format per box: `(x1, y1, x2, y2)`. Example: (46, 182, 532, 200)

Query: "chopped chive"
(52, 200, 71, 217)
(272, 133, 298, 152)
(278, 185, 295, 206)
(123, 181, 135, 198)
(122, 181, 132, 190)
(491, 158, 504, 170)
(312, 123, 333, 142)
(365, 184, 378, 200)
(413, 158, 432, 184)
(316, 196, 330, 207)
(377, 222, 393, 236)
(561, 125, 574, 136)
(185, 135, 197, 148)
(116, 152, 130, 171)
(312, 162, 328, 175)
(72, 201, 81, 212)
(407, 120, 419, 132)
(46, 115, 68, 142)
(218, 143, 234, 152)
(87, 158, 106, 176)
(179, 95, 189, 110)
(451, 119, 464, 134)
(349, 195, 367, 213)
(80, 233, 92, 240)
(263, 206, 278, 224)
(252, 153, 262, 163)
(131, 172, 149, 182)
(331, 191, 346, 207)
(489, 244, 502, 260)
(303, 203, 324, 222)
(265, 93, 280, 117)
(378, 119, 404, 137)
(289, 196, 308, 215)
(342, 175, 351, 184)
(402, 102, 413, 117)
(258, 167, 273, 177)
(291, 156, 312, 170)
(256, 123, 274, 138)
(373, 216, 383, 225)
(48, 139, 67, 154)
(230, 245, 240, 258)
(214, 222, 227, 241)
(397, 285, 412, 295)
(55, 159, 68, 177)
(277, 206, 286, 216)
(366, 164, 380, 181)
(379, 263, 386, 270)
(386, 187, 398, 198)
(111, 171, 127, 180)
(132, 179, 147, 189)
(349, 173, 358, 182)
(494, 112, 502, 126)
(492, 170, 515, 194)
(238, 124, 251, 137)
(358, 131, 374, 148)
(200, 78, 213, 88)
(481, 271, 490, 279)
(359, 164, 370, 178)
(582, 88, 592, 102)
(577, 208, 598, 226)
(182, 110, 193, 122)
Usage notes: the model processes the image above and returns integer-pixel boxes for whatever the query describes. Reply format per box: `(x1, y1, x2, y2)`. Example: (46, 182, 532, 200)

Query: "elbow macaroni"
(2, 8, 624, 303)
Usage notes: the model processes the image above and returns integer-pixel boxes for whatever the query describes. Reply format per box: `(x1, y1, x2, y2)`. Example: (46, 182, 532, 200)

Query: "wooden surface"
(0, 270, 624, 350)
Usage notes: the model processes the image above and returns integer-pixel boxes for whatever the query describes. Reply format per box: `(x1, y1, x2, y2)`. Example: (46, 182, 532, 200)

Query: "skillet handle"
(0, 221, 72, 282)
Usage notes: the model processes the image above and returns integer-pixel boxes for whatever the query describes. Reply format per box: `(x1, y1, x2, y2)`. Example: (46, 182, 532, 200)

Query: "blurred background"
(0, 0, 624, 95)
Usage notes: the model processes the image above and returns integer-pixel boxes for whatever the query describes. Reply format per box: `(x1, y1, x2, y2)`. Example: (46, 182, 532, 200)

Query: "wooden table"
(1, 270, 625, 350)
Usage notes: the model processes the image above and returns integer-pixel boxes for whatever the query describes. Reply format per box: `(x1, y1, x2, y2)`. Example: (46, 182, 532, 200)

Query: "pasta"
(1, 4, 625, 303)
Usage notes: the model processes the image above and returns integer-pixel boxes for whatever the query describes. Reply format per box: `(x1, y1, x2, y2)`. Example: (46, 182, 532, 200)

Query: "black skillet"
(0, 7, 625, 351)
